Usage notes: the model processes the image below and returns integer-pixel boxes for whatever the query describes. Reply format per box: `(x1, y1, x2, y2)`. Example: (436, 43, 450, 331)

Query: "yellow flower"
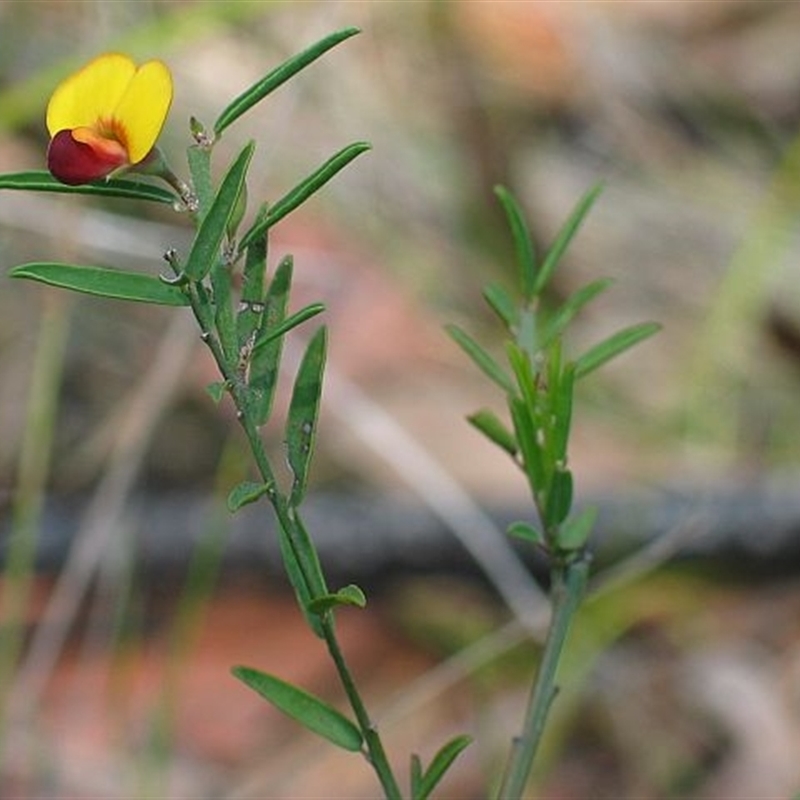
(46, 53, 172, 185)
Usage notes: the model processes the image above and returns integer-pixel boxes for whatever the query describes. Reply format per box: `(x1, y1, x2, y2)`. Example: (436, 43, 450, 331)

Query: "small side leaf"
(205, 381, 228, 404)
(413, 735, 473, 800)
(557, 506, 597, 552)
(533, 183, 603, 297)
(574, 321, 661, 380)
(307, 584, 367, 615)
(9, 263, 189, 306)
(482, 282, 518, 329)
(239, 142, 371, 250)
(214, 27, 361, 136)
(249, 255, 292, 425)
(0, 170, 176, 204)
(184, 141, 254, 281)
(545, 467, 573, 529)
(286, 327, 327, 505)
(538, 277, 614, 350)
(252, 303, 326, 351)
(186, 145, 214, 218)
(446, 323, 515, 394)
(227, 481, 271, 513)
(507, 521, 545, 546)
(232, 666, 363, 752)
(495, 185, 537, 301)
(467, 409, 517, 457)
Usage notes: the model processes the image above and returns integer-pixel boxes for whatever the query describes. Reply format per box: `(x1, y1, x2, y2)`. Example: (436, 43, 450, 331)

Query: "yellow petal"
(113, 60, 173, 164)
(46, 53, 136, 136)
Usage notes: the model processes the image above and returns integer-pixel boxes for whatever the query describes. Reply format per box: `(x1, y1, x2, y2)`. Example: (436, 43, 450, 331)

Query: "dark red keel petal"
(47, 129, 128, 186)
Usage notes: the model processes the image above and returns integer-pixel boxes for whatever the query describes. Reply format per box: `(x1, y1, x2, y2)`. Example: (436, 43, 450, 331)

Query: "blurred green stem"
(0, 291, 70, 757)
(496, 554, 590, 800)
(186, 288, 403, 800)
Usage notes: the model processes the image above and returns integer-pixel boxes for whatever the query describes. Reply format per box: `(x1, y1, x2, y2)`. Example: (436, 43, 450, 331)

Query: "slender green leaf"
(545, 467, 573, 529)
(574, 321, 661, 380)
(252, 303, 326, 351)
(211, 260, 237, 364)
(410, 754, 424, 800)
(227, 481, 271, 513)
(239, 142, 371, 250)
(186, 145, 214, 218)
(508, 395, 545, 494)
(286, 328, 327, 505)
(9, 263, 189, 306)
(446, 323, 515, 394)
(214, 27, 361, 135)
(236, 209, 269, 353)
(467, 409, 517, 457)
(550, 363, 574, 464)
(231, 666, 363, 752)
(413, 735, 473, 800)
(495, 185, 537, 300)
(483, 282, 517, 329)
(557, 506, 597, 552)
(539, 278, 614, 350)
(0, 170, 176, 204)
(507, 521, 545, 546)
(308, 584, 367, 615)
(184, 141, 254, 281)
(278, 509, 328, 638)
(249, 255, 292, 425)
(533, 183, 603, 297)
(205, 381, 227, 404)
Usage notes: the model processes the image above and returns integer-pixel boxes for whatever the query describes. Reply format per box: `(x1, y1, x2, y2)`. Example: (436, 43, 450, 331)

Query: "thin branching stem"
(496, 554, 590, 799)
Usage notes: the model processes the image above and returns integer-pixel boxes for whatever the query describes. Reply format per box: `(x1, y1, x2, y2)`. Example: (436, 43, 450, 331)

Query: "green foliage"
(226, 481, 271, 512)
(231, 667, 363, 752)
(0, 170, 176, 204)
(286, 328, 327, 506)
(213, 27, 361, 136)
(8, 263, 189, 306)
(308, 584, 368, 614)
(239, 141, 371, 251)
(182, 141, 254, 282)
(410, 735, 473, 800)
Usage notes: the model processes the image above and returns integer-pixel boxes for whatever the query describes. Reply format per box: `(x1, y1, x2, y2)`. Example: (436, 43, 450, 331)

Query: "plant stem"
(496, 553, 590, 800)
(185, 291, 402, 799)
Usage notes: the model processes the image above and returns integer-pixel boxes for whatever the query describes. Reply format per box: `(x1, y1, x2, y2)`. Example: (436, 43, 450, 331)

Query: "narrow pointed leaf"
(249, 255, 292, 425)
(186, 145, 214, 218)
(184, 141, 254, 281)
(533, 183, 603, 297)
(545, 467, 573, 529)
(237, 210, 269, 354)
(214, 27, 361, 135)
(239, 142, 371, 250)
(0, 170, 176, 204)
(307, 583, 367, 615)
(574, 321, 661, 380)
(278, 509, 328, 638)
(507, 521, 545, 546)
(415, 735, 473, 800)
(252, 303, 326, 351)
(410, 754, 424, 800)
(539, 277, 614, 350)
(446, 323, 515, 394)
(231, 667, 363, 752)
(205, 381, 227, 404)
(227, 481, 271, 513)
(557, 506, 597, 552)
(211, 260, 237, 364)
(483, 282, 518, 329)
(286, 328, 327, 505)
(495, 185, 537, 300)
(467, 409, 517, 457)
(9, 263, 189, 306)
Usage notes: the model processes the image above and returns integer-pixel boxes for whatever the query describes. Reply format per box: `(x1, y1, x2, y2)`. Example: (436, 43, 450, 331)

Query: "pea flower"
(46, 52, 172, 185)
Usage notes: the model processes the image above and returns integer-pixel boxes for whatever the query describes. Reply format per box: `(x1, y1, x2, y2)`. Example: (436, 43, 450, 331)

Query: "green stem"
(496, 553, 590, 800)
(185, 290, 402, 800)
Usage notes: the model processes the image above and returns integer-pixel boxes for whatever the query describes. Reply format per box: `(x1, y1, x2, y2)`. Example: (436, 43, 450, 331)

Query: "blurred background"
(2, 0, 800, 796)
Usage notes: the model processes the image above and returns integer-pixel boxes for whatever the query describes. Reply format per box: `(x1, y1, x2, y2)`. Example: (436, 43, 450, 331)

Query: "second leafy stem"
(448, 184, 660, 798)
